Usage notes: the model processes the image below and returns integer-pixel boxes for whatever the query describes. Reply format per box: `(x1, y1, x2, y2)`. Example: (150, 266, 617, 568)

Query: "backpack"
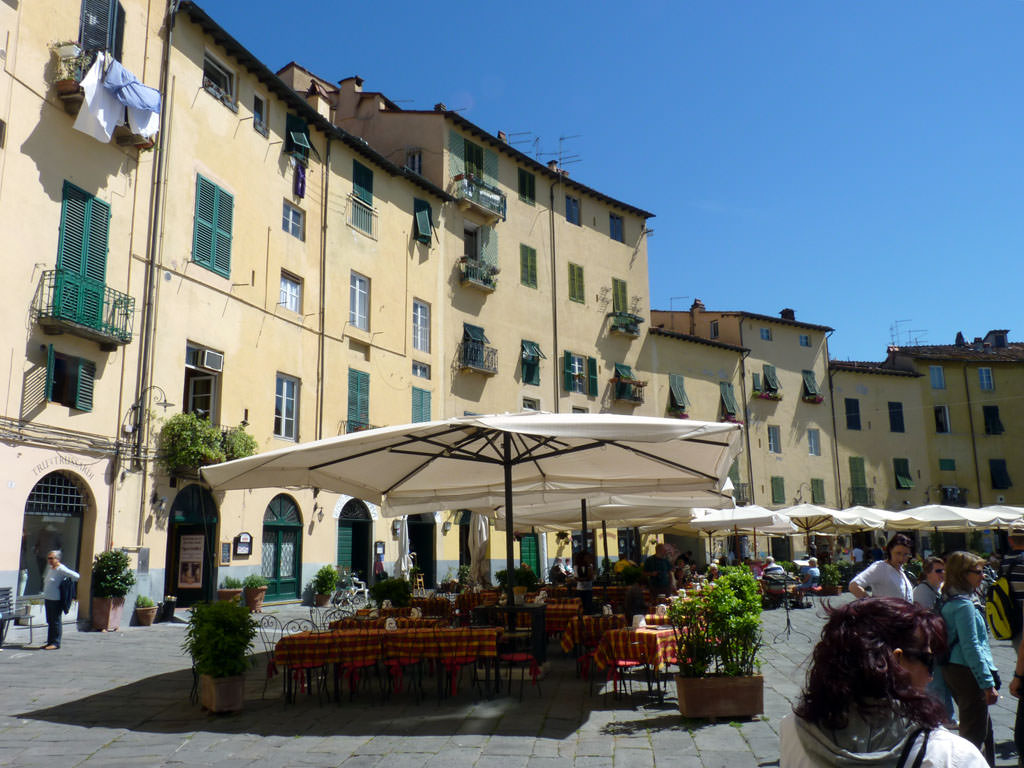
(985, 554, 1023, 641)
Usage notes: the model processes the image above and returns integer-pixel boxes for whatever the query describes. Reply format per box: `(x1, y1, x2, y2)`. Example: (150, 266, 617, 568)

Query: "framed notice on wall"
(178, 534, 204, 588)
(220, 542, 231, 566)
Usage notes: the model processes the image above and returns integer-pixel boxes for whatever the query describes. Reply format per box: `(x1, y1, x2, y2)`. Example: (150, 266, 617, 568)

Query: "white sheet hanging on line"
(72, 53, 121, 143)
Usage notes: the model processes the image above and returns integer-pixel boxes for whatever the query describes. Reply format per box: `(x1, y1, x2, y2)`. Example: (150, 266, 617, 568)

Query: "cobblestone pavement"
(0, 595, 1020, 767)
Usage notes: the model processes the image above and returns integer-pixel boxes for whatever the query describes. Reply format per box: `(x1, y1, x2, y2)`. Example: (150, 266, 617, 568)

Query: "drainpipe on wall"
(824, 330, 843, 508)
(963, 365, 982, 506)
(736, 325, 755, 504)
(315, 137, 331, 440)
(548, 180, 560, 412)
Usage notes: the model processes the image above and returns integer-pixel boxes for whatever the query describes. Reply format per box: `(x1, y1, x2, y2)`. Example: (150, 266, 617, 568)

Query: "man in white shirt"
(851, 546, 864, 563)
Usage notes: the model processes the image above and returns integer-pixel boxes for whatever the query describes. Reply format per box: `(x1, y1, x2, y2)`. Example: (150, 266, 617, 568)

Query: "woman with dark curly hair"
(780, 597, 986, 766)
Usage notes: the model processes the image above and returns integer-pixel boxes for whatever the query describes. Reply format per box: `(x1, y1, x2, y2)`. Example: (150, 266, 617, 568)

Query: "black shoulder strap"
(910, 729, 931, 768)
(895, 728, 928, 768)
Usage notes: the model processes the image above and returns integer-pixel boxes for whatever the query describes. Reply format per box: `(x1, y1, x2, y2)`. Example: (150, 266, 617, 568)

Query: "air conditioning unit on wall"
(201, 349, 224, 372)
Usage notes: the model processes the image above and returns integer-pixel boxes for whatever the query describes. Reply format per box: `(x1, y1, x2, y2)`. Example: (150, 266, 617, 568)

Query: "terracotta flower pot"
(55, 79, 81, 95)
(314, 593, 330, 607)
(91, 596, 126, 631)
(217, 588, 243, 603)
(199, 674, 245, 713)
(135, 606, 158, 626)
(243, 586, 267, 613)
(675, 675, 764, 720)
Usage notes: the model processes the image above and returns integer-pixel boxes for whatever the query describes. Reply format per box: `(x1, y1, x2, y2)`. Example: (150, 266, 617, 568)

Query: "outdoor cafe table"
(560, 614, 628, 654)
(329, 617, 447, 630)
(593, 626, 678, 698)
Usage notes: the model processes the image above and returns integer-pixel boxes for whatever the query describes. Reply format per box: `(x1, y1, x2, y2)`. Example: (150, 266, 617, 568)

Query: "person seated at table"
(797, 557, 820, 593)
(643, 543, 673, 595)
(706, 562, 720, 581)
(673, 556, 691, 587)
(548, 557, 568, 585)
(761, 556, 785, 578)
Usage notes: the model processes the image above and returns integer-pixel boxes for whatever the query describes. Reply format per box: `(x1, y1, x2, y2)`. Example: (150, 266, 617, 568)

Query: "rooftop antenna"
(539, 134, 583, 168)
(669, 296, 690, 311)
(890, 319, 912, 346)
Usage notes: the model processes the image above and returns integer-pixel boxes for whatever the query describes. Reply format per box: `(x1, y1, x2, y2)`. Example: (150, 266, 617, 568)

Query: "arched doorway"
(407, 513, 436, 588)
(337, 499, 371, 585)
(457, 510, 472, 567)
(18, 472, 89, 597)
(262, 495, 302, 601)
(165, 484, 218, 605)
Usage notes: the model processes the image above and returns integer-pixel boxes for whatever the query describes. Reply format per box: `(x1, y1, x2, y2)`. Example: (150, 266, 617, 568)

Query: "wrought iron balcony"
(608, 311, 643, 337)
(348, 195, 378, 239)
(453, 173, 506, 221)
(611, 377, 646, 404)
(849, 486, 875, 507)
(458, 340, 498, 375)
(459, 259, 498, 292)
(732, 483, 752, 505)
(941, 486, 968, 507)
(36, 269, 134, 348)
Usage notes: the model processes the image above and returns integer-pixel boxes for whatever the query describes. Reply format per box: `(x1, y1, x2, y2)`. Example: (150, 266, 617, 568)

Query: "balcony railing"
(36, 269, 134, 348)
(458, 341, 498, 375)
(732, 483, 752, 505)
(941, 487, 968, 507)
(459, 259, 498, 292)
(343, 420, 380, 434)
(348, 195, 378, 239)
(608, 311, 643, 337)
(453, 173, 506, 221)
(849, 486, 875, 507)
(611, 377, 646, 404)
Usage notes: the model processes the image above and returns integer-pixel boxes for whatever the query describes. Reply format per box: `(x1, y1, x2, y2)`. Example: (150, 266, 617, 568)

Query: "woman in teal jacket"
(940, 551, 999, 765)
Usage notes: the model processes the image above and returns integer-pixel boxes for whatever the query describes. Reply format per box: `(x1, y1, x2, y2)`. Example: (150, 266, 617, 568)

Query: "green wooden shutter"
(45, 344, 55, 402)
(811, 478, 825, 504)
(849, 457, 867, 504)
(762, 364, 780, 392)
(563, 351, 573, 391)
(483, 147, 498, 186)
(413, 198, 433, 244)
(347, 368, 369, 428)
(587, 357, 598, 396)
(193, 175, 216, 270)
(939, 458, 956, 472)
(75, 358, 96, 412)
(336, 523, 353, 568)
(520, 245, 537, 287)
(668, 374, 690, 409)
(519, 533, 539, 574)
(448, 129, 465, 176)
(212, 185, 233, 277)
(569, 264, 584, 302)
(479, 226, 497, 267)
(719, 382, 738, 416)
(801, 370, 820, 397)
(770, 476, 785, 504)
(353, 160, 373, 205)
(518, 169, 535, 203)
(893, 458, 914, 489)
(57, 182, 89, 274)
(751, 372, 761, 392)
(983, 405, 1004, 435)
(990, 459, 1012, 490)
(612, 279, 628, 313)
(412, 387, 430, 423)
(465, 139, 484, 178)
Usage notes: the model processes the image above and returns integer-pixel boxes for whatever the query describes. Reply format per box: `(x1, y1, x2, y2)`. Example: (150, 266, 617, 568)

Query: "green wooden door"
(520, 533, 540, 575)
(262, 495, 302, 601)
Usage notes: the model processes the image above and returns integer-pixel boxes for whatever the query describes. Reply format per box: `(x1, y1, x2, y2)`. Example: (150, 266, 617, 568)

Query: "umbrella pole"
(602, 520, 609, 574)
(503, 432, 515, 606)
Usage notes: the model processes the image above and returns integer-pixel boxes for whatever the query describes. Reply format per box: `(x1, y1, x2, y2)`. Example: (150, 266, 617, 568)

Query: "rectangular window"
(990, 459, 1012, 490)
(767, 425, 781, 454)
(762, 364, 781, 394)
(811, 478, 826, 504)
(347, 368, 369, 432)
(405, 149, 422, 175)
(353, 160, 373, 205)
(563, 352, 597, 396)
(79, 0, 124, 60)
(279, 272, 301, 313)
(930, 365, 945, 389)
(888, 401, 905, 433)
(760, 327, 772, 341)
(565, 195, 581, 226)
(192, 175, 233, 277)
(609, 213, 624, 243)
(464, 139, 484, 178)
(522, 397, 540, 411)
(801, 370, 821, 399)
(979, 367, 994, 391)
(202, 54, 235, 108)
(720, 382, 739, 418)
(413, 199, 433, 245)
(274, 374, 299, 440)
(284, 114, 311, 165)
(282, 201, 304, 240)
(934, 405, 950, 434)
(412, 299, 430, 353)
(770, 476, 786, 505)
(893, 458, 914, 489)
(710, 320, 719, 339)
(845, 398, 861, 430)
(349, 271, 369, 330)
(518, 168, 535, 204)
(568, 263, 585, 303)
(412, 361, 430, 380)
(849, 456, 868, 504)
(252, 94, 267, 135)
(45, 345, 96, 412)
(609, 279, 629, 314)
(807, 428, 821, 456)
(668, 374, 690, 413)
(411, 387, 431, 423)
(520, 245, 537, 288)
(184, 342, 222, 422)
(521, 340, 544, 387)
(799, 334, 810, 347)
(983, 405, 1004, 435)
(939, 458, 956, 472)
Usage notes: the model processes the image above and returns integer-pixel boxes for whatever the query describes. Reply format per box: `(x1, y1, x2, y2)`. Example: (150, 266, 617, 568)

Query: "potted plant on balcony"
(134, 595, 158, 626)
(157, 412, 226, 475)
(91, 549, 136, 631)
(241, 574, 268, 613)
(182, 599, 257, 713)
(668, 566, 763, 720)
(50, 41, 85, 95)
(217, 576, 243, 603)
(311, 565, 339, 607)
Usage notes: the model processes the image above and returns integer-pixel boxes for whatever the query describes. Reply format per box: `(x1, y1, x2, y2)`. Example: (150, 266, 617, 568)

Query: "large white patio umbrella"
(884, 504, 1019, 530)
(467, 511, 490, 584)
(202, 412, 743, 600)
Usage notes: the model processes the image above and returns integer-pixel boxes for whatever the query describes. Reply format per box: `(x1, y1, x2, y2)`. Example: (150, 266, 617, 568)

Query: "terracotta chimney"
(690, 299, 704, 335)
(497, 130, 508, 143)
(780, 308, 795, 321)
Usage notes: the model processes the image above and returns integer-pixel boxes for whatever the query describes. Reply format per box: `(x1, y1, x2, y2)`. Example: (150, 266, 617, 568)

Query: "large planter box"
(217, 589, 243, 604)
(92, 596, 126, 631)
(675, 675, 764, 720)
(818, 585, 842, 596)
(243, 586, 267, 613)
(199, 674, 245, 713)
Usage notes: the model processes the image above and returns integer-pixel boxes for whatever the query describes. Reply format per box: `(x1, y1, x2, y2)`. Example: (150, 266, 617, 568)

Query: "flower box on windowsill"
(802, 394, 824, 404)
(722, 416, 744, 425)
(754, 391, 782, 401)
(668, 410, 690, 419)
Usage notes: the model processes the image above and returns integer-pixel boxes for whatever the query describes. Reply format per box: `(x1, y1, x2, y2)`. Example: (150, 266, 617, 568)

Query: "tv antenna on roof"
(539, 134, 583, 167)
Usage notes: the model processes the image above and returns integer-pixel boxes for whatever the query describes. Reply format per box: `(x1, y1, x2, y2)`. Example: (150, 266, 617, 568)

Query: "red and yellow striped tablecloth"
(560, 614, 628, 653)
(593, 627, 678, 670)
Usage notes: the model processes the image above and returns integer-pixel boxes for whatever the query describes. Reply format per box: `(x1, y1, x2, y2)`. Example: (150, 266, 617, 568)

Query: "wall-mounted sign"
(220, 542, 231, 566)
(234, 532, 252, 556)
(178, 534, 204, 588)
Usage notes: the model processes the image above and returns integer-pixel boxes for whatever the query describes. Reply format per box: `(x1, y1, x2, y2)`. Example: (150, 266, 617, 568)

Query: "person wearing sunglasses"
(41, 550, 79, 651)
(913, 557, 957, 729)
(780, 597, 986, 766)
(940, 551, 999, 765)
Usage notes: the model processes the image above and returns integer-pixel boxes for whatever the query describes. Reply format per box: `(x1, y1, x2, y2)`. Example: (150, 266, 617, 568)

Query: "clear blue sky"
(204, 0, 1023, 361)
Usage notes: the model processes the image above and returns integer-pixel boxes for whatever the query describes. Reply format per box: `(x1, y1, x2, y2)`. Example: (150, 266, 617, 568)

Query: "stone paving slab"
(1, 596, 1022, 767)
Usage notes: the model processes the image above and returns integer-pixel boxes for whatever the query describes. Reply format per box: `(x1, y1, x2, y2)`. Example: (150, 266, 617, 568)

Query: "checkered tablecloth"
(329, 617, 446, 631)
(642, 613, 672, 626)
(593, 627, 678, 670)
(274, 630, 381, 669)
(455, 591, 500, 613)
(411, 597, 454, 618)
(560, 614, 627, 653)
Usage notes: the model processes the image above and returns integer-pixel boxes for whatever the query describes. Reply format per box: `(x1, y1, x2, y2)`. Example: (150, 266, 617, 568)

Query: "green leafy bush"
(219, 576, 243, 589)
(221, 423, 258, 461)
(182, 600, 257, 678)
(618, 564, 644, 585)
(157, 412, 225, 473)
(242, 574, 268, 590)
(369, 577, 412, 607)
(92, 550, 136, 598)
(457, 564, 472, 587)
(135, 594, 155, 608)
(495, 565, 540, 590)
(819, 563, 841, 588)
(669, 566, 762, 678)
(312, 565, 339, 595)
(776, 560, 797, 576)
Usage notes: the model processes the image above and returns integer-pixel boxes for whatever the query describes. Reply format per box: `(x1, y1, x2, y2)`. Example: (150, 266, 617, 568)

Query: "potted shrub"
(182, 599, 257, 713)
(157, 412, 226, 475)
(49, 41, 86, 94)
(241, 574, 268, 613)
(495, 565, 540, 592)
(668, 566, 763, 720)
(217, 576, 243, 603)
(311, 565, 338, 607)
(818, 563, 842, 596)
(369, 577, 412, 608)
(457, 564, 472, 591)
(92, 549, 136, 631)
(221, 423, 258, 461)
(134, 595, 158, 626)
